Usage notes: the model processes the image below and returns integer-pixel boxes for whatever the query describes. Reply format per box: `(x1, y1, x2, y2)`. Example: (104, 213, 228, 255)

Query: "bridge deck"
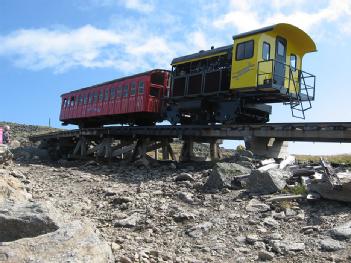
(29, 122, 351, 143)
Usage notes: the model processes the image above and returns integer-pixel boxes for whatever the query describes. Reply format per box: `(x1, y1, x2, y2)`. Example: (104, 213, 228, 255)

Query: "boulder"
(0, 144, 13, 163)
(0, 171, 31, 203)
(0, 201, 60, 242)
(320, 239, 345, 251)
(247, 169, 289, 194)
(204, 163, 251, 190)
(330, 220, 351, 240)
(309, 173, 351, 202)
(245, 199, 270, 213)
(0, 220, 114, 263)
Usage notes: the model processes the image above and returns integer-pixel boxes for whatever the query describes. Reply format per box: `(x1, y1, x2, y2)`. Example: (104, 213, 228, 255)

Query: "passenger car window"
(123, 85, 129, 97)
(88, 94, 92, 104)
(104, 89, 109, 101)
(131, 82, 136, 96)
(117, 86, 122, 98)
(93, 92, 98, 103)
(110, 87, 116, 99)
(150, 87, 159, 97)
(84, 95, 87, 105)
(70, 97, 75, 107)
(290, 54, 297, 71)
(99, 90, 103, 101)
(236, 40, 254, 60)
(63, 98, 67, 108)
(262, 42, 270, 61)
(138, 81, 144, 95)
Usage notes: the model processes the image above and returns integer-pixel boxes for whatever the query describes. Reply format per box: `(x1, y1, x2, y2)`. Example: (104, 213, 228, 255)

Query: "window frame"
(117, 86, 122, 98)
(138, 80, 144, 95)
(235, 40, 254, 61)
(123, 84, 129, 97)
(290, 54, 297, 71)
(130, 82, 136, 96)
(262, 41, 271, 61)
(110, 87, 116, 100)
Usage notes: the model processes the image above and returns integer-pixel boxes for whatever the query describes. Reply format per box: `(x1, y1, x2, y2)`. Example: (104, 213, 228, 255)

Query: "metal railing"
(257, 59, 316, 119)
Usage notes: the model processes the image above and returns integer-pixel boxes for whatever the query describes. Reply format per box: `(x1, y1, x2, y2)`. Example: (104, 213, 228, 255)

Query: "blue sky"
(1, 0, 351, 154)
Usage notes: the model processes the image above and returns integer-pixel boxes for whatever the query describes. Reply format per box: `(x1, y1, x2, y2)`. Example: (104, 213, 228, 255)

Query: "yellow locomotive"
(167, 23, 316, 125)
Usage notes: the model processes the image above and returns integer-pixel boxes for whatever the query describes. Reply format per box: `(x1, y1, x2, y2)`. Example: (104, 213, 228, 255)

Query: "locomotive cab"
(167, 23, 316, 124)
(230, 23, 317, 118)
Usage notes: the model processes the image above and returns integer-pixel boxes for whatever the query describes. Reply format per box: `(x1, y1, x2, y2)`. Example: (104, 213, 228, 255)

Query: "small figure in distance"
(2, 125, 11, 144)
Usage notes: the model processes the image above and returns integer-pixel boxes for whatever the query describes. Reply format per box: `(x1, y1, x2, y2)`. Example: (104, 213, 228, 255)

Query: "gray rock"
(263, 217, 280, 228)
(173, 211, 196, 222)
(175, 172, 194, 182)
(0, 144, 13, 163)
(246, 234, 259, 245)
(0, 220, 114, 263)
(114, 213, 141, 228)
(330, 220, 351, 240)
(309, 174, 351, 202)
(0, 201, 60, 242)
(204, 163, 251, 190)
(247, 169, 289, 194)
(120, 256, 133, 263)
(112, 196, 133, 205)
(258, 250, 274, 261)
(320, 239, 345, 251)
(246, 199, 270, 212)
(272, 240, 305, 254)
(177, 191, 194, 204)
(186, 222, 213, 238)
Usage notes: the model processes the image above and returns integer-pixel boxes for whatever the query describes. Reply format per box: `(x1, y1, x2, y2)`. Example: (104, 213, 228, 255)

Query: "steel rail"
(29, 122, 351, 143)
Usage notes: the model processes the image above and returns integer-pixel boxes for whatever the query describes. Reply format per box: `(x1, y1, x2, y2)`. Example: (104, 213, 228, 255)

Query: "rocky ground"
(1, 122, 351, 262)
(0, 157, 349, 263)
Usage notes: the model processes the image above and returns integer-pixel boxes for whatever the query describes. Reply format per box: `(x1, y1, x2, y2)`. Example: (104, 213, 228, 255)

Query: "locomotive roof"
(171, 44, 233, 66)
(233, 23, 316, 53)
(61, 69, 169, 97)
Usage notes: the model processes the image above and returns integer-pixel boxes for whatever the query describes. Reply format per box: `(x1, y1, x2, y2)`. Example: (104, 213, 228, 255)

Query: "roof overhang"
(233, 23, 317, 54)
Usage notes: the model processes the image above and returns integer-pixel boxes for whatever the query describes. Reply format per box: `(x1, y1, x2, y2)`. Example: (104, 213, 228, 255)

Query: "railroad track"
(30, 122, 351, 143)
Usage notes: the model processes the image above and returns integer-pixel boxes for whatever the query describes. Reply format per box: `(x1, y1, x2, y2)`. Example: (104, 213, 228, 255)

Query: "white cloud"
(124, 0, 154, 13)
(213, 0, 351, 37)
(88, 0, 154, 13)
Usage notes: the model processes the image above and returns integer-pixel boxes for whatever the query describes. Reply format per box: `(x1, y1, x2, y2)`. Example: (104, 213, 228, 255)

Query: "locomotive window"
(277, 41, 285, 56)
(110, 87, 116, 99)
(138, 81, 144, 95)
(117, 86, 122, 97)
(93, 92, 98, 103)
(290, 54, 297, 71)
(123, 85, 129, 97)
(104, 89, 109, 101)
(262, 42, 270, 61)
(131, 82, 136, 96)
(236, 40, 254, 60)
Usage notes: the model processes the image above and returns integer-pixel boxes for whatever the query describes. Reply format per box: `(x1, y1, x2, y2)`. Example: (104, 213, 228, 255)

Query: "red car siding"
(59, 70, 169, 124)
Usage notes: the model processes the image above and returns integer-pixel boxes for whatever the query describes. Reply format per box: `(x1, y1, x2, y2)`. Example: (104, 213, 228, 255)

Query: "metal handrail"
(257, 59, 316, 119)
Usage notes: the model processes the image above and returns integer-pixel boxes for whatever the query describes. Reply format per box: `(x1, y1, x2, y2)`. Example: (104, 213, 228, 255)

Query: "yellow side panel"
(230, 35, 260, 90)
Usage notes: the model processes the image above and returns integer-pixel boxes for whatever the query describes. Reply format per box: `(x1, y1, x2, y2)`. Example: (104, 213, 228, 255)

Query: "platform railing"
(257, 59, 316, 119)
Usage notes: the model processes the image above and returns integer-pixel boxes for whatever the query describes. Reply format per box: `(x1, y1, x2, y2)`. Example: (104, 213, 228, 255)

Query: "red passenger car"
(60, 69, 170, 127)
